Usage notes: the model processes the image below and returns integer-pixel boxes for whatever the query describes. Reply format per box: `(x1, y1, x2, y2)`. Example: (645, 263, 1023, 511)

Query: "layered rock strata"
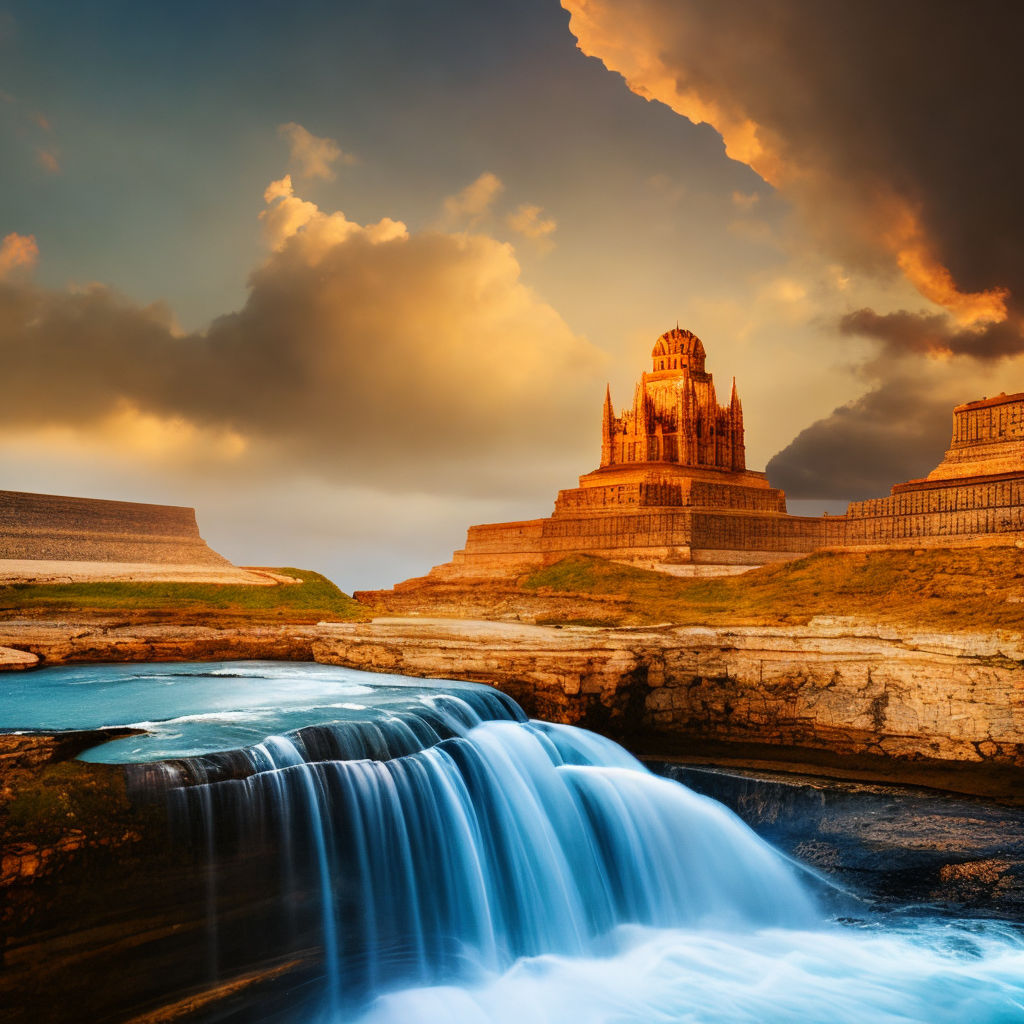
(653, 763, 1024, 917)
(3, 615, 1023, 788)
(0, 621, 320, 666)
(312, 617, 1024, 787)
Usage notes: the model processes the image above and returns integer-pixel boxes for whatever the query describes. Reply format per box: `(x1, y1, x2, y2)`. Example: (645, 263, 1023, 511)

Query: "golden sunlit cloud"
(0, 232, 38, 279)
(896, 242, 1008, 328)
(0, 175, 604, 498)
(505, 203, 557, 250)
(260, 173, 407, 256)
(277, 121, 354, 181)
(441, 172, 504, 227)
(563, 1, 773, 174)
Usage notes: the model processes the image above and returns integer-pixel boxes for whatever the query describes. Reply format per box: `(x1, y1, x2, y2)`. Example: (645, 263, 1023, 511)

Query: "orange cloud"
(259, 173, 407, 255)
(505, 203, 557, 249)
(441, 172, 504, 227)
(0, 233, 38, 279)
(277, 122, 354, 181)
(0, 181, 604, 498)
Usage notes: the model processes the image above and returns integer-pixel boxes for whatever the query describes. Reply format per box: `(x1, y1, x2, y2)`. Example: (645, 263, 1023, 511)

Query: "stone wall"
(928, 393, 1024, 481)
(845, 474, 1024, 545)
(554, 478, 787, 515)
(0, 489, 231, 566)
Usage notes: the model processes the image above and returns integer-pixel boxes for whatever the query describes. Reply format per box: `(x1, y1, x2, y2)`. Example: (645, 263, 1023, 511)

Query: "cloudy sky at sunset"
(2, 0, 1022, 589)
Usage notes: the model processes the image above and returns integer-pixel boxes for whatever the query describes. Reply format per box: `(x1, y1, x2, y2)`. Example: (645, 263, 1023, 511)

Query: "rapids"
(4, 661, 1024, 1023)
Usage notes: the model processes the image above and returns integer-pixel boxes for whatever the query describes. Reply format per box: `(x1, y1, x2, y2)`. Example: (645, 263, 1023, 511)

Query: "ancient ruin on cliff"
(423, 327, 1024, 579)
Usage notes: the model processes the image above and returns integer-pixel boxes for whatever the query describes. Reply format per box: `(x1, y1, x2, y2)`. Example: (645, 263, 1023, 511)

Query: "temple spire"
(600, 383, 615, 467)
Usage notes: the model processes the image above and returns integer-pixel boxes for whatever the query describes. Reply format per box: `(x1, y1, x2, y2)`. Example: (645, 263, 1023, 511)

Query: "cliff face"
(0, 731, 312, 1024)
(2, 612, 1023, 789)
(313, 617, 1024, 790)
(0, 622, 320, 667)
(653, 762, 1024, 917)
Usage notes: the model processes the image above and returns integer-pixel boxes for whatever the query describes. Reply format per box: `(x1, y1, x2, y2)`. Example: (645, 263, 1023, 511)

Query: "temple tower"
(600, 327, 746, 473)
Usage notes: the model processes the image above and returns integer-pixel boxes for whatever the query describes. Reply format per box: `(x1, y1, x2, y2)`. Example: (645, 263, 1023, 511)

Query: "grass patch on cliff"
(522, 547, 1024, 629)
(4, 760, 134, 844)
(0, 568, 370, 623)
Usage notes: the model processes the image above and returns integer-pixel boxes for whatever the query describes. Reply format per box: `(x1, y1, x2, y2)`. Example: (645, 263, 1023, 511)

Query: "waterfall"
(171, 701, 816, 1017)
(8, 661, 1024, 1023)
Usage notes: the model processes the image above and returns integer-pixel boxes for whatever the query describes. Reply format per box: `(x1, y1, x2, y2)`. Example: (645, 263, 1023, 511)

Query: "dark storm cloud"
(566, 0, 1024, 341)
(840, 310, 1024, 362)
(765, 379, 953, 501)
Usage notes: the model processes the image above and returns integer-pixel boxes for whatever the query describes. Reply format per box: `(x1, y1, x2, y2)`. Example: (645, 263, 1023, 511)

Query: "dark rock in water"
(651, 761, 1024, 918)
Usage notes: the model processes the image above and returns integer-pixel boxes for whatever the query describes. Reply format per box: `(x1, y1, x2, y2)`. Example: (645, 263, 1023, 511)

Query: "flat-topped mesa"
(0, 489, 268, 584)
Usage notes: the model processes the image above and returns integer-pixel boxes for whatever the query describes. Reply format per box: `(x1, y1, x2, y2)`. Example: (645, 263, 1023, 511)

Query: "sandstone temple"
(424, 327, 1024, 580)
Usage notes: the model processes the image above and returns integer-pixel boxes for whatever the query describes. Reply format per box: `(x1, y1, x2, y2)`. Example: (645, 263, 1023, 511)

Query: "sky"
(1, 0, 1022, 591)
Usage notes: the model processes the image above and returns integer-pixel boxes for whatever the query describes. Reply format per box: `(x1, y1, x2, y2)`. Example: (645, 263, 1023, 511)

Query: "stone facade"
(843, 393, 1024, 547)
(422, 328, 1024, 579)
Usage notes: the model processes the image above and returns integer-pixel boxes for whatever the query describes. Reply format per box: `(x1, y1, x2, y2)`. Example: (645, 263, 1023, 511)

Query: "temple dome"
(651, 327, 706, 374)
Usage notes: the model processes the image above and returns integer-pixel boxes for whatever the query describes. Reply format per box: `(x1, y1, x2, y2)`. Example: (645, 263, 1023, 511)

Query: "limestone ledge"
(0, 645, 38, 669)
(0, 559, 288, 585)
(0, 621, 320, 666)
(313, 616, 1024, 770)
(3, 614, 1024, 775)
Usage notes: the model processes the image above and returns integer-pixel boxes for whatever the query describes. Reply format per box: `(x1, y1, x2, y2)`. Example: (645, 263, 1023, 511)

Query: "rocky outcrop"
(0, 621, 321, 667)
(651, 762, 1024, 917)
(313, 616, 1024, 787)
(0, 645, 37, 669)
(0, 730, 316, 1024)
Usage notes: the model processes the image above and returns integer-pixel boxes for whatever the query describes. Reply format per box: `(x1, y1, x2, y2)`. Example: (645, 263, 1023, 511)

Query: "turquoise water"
(0, 660, 521, 762)
(6, 661, 1024, 1023)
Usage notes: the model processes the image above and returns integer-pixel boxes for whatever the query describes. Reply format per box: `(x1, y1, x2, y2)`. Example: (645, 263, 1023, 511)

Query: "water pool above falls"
(4, 661, 1024, 1024)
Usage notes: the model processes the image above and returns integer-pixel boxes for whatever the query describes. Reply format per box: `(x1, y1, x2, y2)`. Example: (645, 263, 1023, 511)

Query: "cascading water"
(171, 716, 817, 1017)
(6, 661, 1024, 1023)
